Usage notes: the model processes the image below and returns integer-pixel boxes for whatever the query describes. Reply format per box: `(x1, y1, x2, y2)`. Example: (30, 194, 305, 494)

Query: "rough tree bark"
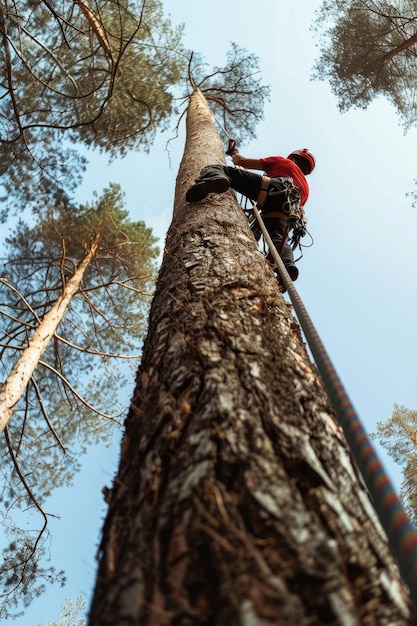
(88, 90, 412, 625)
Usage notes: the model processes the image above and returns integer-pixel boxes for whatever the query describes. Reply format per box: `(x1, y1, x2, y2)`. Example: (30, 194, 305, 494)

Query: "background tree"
(0, 0, 185, 217)
(0, 184, 158, 618)
(35, 595, 86, 626)
(88, 89, 412, 625)
(312, 0, 417, 130)
(371, 404, 417, 525)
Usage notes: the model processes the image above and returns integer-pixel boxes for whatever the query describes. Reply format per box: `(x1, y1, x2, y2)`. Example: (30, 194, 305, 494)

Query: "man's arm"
(231, 152, 264, 171)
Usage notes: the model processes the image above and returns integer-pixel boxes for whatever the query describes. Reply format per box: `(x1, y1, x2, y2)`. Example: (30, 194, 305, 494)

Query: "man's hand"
(231, 151, 242, 165)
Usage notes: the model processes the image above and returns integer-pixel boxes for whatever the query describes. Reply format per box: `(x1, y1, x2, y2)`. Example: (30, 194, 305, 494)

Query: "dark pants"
(220, 166, 298, 280)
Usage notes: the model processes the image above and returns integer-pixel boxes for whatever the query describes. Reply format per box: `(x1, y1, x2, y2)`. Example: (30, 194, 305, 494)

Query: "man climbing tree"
(185, 145, 316, 291)
(88, 88, 413, 625)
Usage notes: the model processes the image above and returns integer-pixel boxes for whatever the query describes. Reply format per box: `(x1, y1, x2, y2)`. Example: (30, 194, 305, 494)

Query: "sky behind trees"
(10, 1, 417, 623)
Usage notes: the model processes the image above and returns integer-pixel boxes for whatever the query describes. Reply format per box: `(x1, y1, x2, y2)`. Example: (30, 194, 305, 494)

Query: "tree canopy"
(0, 184, 158, 618)
(0, 0, 185, 217)
(371, 404, 417, 525)
(0, 0, 271, 217)
(312, 0, 417, 130)
(189, 42, 271, 145)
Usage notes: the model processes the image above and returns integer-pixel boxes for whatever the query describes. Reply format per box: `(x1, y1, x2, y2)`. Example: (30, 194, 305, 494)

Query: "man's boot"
(273, 266, 298, 294)
(186, 165, 230, 202)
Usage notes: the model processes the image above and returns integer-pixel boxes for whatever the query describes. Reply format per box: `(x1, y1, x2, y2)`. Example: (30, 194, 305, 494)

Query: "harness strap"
(256, 176, 271, 208)
(263, 211, 291, 221)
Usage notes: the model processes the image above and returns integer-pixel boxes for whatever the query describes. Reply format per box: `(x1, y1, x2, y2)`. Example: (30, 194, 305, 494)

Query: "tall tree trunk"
(88, 90, 412, 625)
(0, 235, 100, 432)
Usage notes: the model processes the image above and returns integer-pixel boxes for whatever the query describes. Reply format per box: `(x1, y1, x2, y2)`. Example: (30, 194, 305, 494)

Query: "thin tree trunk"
(0, 236, 100, 432)
(89, 90, 412, 625)
(75, 0, 113, 59)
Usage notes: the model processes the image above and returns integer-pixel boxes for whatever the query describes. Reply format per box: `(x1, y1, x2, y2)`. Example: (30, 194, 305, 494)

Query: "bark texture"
(89, 90, 412, 625)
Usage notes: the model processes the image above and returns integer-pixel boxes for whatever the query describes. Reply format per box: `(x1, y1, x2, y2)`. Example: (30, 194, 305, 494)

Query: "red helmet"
(288, 148, 316, 174)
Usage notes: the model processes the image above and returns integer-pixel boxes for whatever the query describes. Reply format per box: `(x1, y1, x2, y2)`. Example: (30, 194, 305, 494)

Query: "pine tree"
(372, 404, 417, 525)
(88, 90, 412, 625)
(0, 185, 158, 617)
(0, 37, 269, 619)
(312, 0, 417, 130)
(0, 0, 185, 216)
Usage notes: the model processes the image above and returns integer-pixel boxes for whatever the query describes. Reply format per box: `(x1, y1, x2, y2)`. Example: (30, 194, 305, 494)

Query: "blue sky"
(10, 1, 417, 623)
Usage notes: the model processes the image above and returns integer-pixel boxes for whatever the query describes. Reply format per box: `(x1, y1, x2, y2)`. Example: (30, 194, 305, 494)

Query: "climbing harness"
(259, 176, 304, 256)
(289, 213, 308, 251)
(266, 178, 302, 222)
(256, 176, 271, 208)
(242, 194, 310, 259)
(252, 202, 417, 613)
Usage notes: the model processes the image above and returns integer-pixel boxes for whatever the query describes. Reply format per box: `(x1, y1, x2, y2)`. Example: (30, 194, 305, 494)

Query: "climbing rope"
(205, 104, 233, 145)
(251, 201, 417, 612)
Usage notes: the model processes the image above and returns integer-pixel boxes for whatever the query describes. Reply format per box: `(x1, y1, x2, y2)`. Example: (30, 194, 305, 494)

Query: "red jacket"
(261, 156, 309, 206)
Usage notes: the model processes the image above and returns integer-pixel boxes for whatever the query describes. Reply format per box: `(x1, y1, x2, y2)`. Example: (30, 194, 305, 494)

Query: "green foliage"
(191, 42, 271, 145)
(0, 1, 272, 217)
(65, 0, 185, 157)
(0, 143, 86, 224)
(0, 0, 185, 215)
(370, 404, 417, 524)
(0, 525, 66, 621)
(312, 0, 417, 131)
(0, 184, 159, 617)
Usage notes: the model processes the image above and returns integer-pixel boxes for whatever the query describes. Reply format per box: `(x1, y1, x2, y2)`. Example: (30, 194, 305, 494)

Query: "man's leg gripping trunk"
(186, 165, 230, 202)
